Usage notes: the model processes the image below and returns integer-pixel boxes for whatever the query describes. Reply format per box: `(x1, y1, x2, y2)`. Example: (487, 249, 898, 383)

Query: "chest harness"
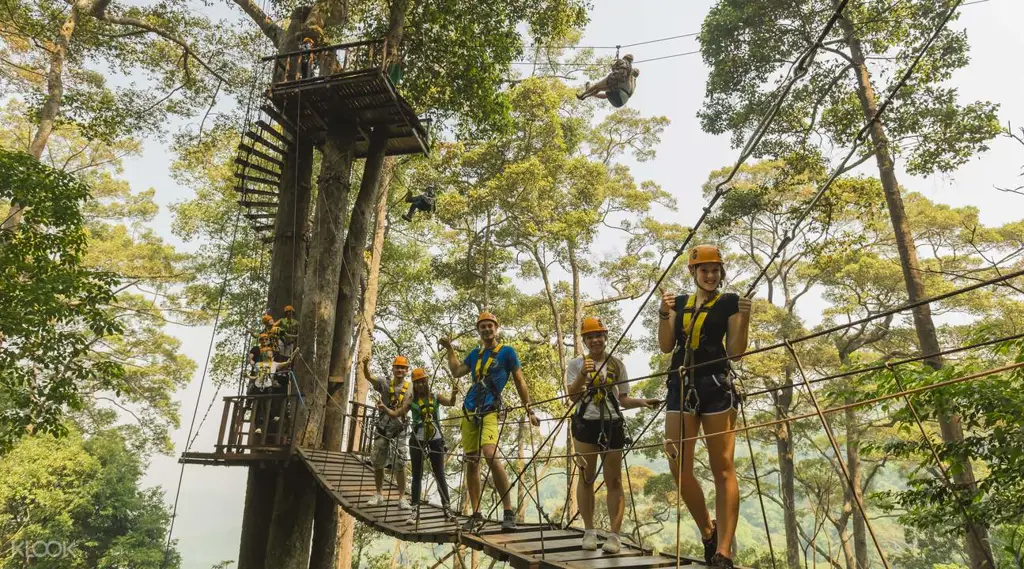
(465, 345, 505, 423)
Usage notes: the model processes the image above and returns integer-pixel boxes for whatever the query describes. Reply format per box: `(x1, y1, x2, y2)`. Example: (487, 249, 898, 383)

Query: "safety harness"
(413, 395, 440, 441)
(376, 378, 410, 436)
(465, 344, 505, 424)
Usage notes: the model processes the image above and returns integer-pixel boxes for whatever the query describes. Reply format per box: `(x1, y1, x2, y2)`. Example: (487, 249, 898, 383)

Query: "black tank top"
(667, 292, 740, 382)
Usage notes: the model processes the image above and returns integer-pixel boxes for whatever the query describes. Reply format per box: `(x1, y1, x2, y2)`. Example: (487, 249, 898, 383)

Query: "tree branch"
(229, 0, 282, 45)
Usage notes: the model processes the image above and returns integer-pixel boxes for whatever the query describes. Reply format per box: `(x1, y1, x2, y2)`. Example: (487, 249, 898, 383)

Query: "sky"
(133, 1, 1024, 567)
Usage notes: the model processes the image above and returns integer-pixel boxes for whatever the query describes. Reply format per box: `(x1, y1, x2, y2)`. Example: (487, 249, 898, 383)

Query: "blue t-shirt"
(463, 345, 520, 413)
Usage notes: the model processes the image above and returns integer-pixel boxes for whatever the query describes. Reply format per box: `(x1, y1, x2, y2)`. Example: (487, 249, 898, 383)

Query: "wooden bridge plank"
(238, 143, 284, 168)
(563, 556, 682, 569)
(505, 537, 586, 554)
(482, 530, 580, 545)
(538, 549, 642, 564)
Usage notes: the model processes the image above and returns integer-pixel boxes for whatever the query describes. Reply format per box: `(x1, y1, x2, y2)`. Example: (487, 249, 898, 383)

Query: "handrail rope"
(478, 0, 854, 524)
(784, 340, 892, 569)
(886, 364, 998, 569)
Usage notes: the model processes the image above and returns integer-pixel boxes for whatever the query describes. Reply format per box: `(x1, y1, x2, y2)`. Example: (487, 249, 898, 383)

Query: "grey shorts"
(371, 428, 408, 469)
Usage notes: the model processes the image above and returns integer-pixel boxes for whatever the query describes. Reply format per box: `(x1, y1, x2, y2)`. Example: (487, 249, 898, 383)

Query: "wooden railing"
(345, 400, 381, 456)
(213, 392, 302, 454)
(264, 38, 398, 85)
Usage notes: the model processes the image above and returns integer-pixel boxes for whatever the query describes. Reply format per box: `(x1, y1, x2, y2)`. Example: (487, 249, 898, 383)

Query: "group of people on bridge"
(361, 245, 751, 569)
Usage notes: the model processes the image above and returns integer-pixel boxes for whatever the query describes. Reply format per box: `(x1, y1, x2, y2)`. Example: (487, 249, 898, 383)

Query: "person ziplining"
(402, 186, 437, 222)
(364, 356, 414, 510)
(658, 245, 752, 569)
(377, 367, 459, 524)
(577, 53, 639, 108)
(568, 317, 660, 553)
(440, 311, 540, 532)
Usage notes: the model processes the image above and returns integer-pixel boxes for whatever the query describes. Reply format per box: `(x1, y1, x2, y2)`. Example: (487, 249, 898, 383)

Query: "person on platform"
(246, 347, 298, 435)
(364, 356, 413, 510)
(275, 305, 299, 357)
(658, 245, 752, 569)
(440, 311, 540, 532)
(568, 317, 660, 553)
(377, 367, 458, 524)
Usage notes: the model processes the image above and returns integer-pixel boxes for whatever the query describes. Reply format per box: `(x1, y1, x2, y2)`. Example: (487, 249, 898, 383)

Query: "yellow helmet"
(393, 355, 410, 368)
(687, 245, 724, 268)
(283, 305, 294, 313)
(581, 316, 608, 336)
(411, 368, 428, 382)
(477, 311, 498, 326)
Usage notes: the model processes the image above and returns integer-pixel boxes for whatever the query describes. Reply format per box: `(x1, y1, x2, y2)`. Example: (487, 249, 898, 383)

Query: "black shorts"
(666, 373, 740, 415)
(607, 89, 630, 107)
(571, 416, 627, 450)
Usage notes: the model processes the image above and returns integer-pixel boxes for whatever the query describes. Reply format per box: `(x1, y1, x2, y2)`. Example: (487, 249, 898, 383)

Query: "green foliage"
(0, 424, 179, 569)
(0, 148, 123, 453)
(698, 0, 1000, 176)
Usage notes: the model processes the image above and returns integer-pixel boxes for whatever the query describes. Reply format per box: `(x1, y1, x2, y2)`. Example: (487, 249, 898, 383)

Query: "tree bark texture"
(775, 380, 801, 569)
(237, 467, 277, 569)
(265, 123, 356, 569)
(838, 15, 992, 568)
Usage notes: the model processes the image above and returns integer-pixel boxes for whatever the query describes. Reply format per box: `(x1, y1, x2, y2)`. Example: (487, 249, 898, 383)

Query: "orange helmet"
(411, 368, 428, 382)
(477, 311, 498, 326)
(283, 305, 295, 313)
(262, 314, 274, 324)
(687, 245, 723, 268)
(581, 316, 608, 336)
(393, 355, 410, 367)
(258, 333, 270, 340)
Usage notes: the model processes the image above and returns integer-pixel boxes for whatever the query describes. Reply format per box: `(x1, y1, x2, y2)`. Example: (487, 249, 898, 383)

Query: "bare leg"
(482, 443, 513, 511)
(574, 440, 601, 530)
(578, 77, 611, 100)
(396, 464, 407, 496)
(466, 455, 482, 512)
(666, 412, 714, 539)
(702, 410, 739, 556)
(374, 468, 385, 493)
(603, 450, 625, 533)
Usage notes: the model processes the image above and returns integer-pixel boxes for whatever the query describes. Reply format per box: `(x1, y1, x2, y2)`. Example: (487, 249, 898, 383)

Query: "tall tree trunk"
(846, 399, 868, 569)
(836, 520, 857, 569)
(838, 15, 992, 569)
(265, 122, 357, 569)
(2, 7, 78, 230)
(517, 417, 527, 521)
(775, 376, 801, 569)
(530, 245, 574, 518)
(568, 247, 583, 358)
(237, 468, 278, 569)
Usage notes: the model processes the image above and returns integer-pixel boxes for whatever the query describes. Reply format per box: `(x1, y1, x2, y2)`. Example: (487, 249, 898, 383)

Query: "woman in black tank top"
(656, 245, 752, 569)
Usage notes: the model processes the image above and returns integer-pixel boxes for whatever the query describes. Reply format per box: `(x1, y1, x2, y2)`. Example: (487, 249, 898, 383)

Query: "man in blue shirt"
(440, 311, 539, 531)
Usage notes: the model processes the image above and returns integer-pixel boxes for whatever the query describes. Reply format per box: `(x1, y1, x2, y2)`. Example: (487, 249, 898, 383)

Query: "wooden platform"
(296, 449, 712, 569)
(268, 70, 429, 157)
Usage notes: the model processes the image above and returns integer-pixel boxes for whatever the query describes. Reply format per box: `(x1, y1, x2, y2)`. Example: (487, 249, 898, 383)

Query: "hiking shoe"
(710, 553, 734, 569)
(406, 512, 419, 526)
(582, 529, 599, 551)
(602, 533, 621, 554)
(462, 512, 483, 532)
(442, 506, 456, 521)
(402, 212, 414, 222)
(501, 509, 517, 531)
(702, 521, 718, 564)
(398, 498, 413, 511)
(366, 493, 385, 507)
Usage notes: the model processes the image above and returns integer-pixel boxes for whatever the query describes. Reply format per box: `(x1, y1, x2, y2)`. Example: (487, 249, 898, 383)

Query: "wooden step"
(256, 120, 292, 145)
(237, 143, 284, 168)
(237, 200, 278, 209)
(252, 223, 275, 232)
(235, 157, 281, 180)
(235, 172, 280, 187)
(261, 104, 297, 134)
(245, 212, 277, 221)
(244, 130, 288, 156)
(234, 186, 278, 199)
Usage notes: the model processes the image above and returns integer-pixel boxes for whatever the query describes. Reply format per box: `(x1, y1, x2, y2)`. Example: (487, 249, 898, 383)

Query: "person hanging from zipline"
(274, 305, 299, 357)
(364, 356, 414, 510)
(439, 311, 540, 532)
(576, 53, 639, 108)
(658, 245, 752, 569)
(402, 186, 437, 222)
(377, 367, 459, 524)
(568, 317, 660, 553)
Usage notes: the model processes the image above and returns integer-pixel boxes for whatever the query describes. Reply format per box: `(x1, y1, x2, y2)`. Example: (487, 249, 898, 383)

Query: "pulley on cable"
(576, 45, 639, 108)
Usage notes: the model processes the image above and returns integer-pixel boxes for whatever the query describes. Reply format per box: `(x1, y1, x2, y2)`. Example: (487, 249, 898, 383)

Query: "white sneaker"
(407, 512, 419, 525)
(398, 498, 413, 511)
(366, 493, 385, 506)
(602, 534, 621, 554)
(582, 529, 599, 551)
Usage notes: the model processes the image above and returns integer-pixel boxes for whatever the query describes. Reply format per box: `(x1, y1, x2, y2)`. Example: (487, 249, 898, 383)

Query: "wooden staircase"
(234, 101, 294, 238)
